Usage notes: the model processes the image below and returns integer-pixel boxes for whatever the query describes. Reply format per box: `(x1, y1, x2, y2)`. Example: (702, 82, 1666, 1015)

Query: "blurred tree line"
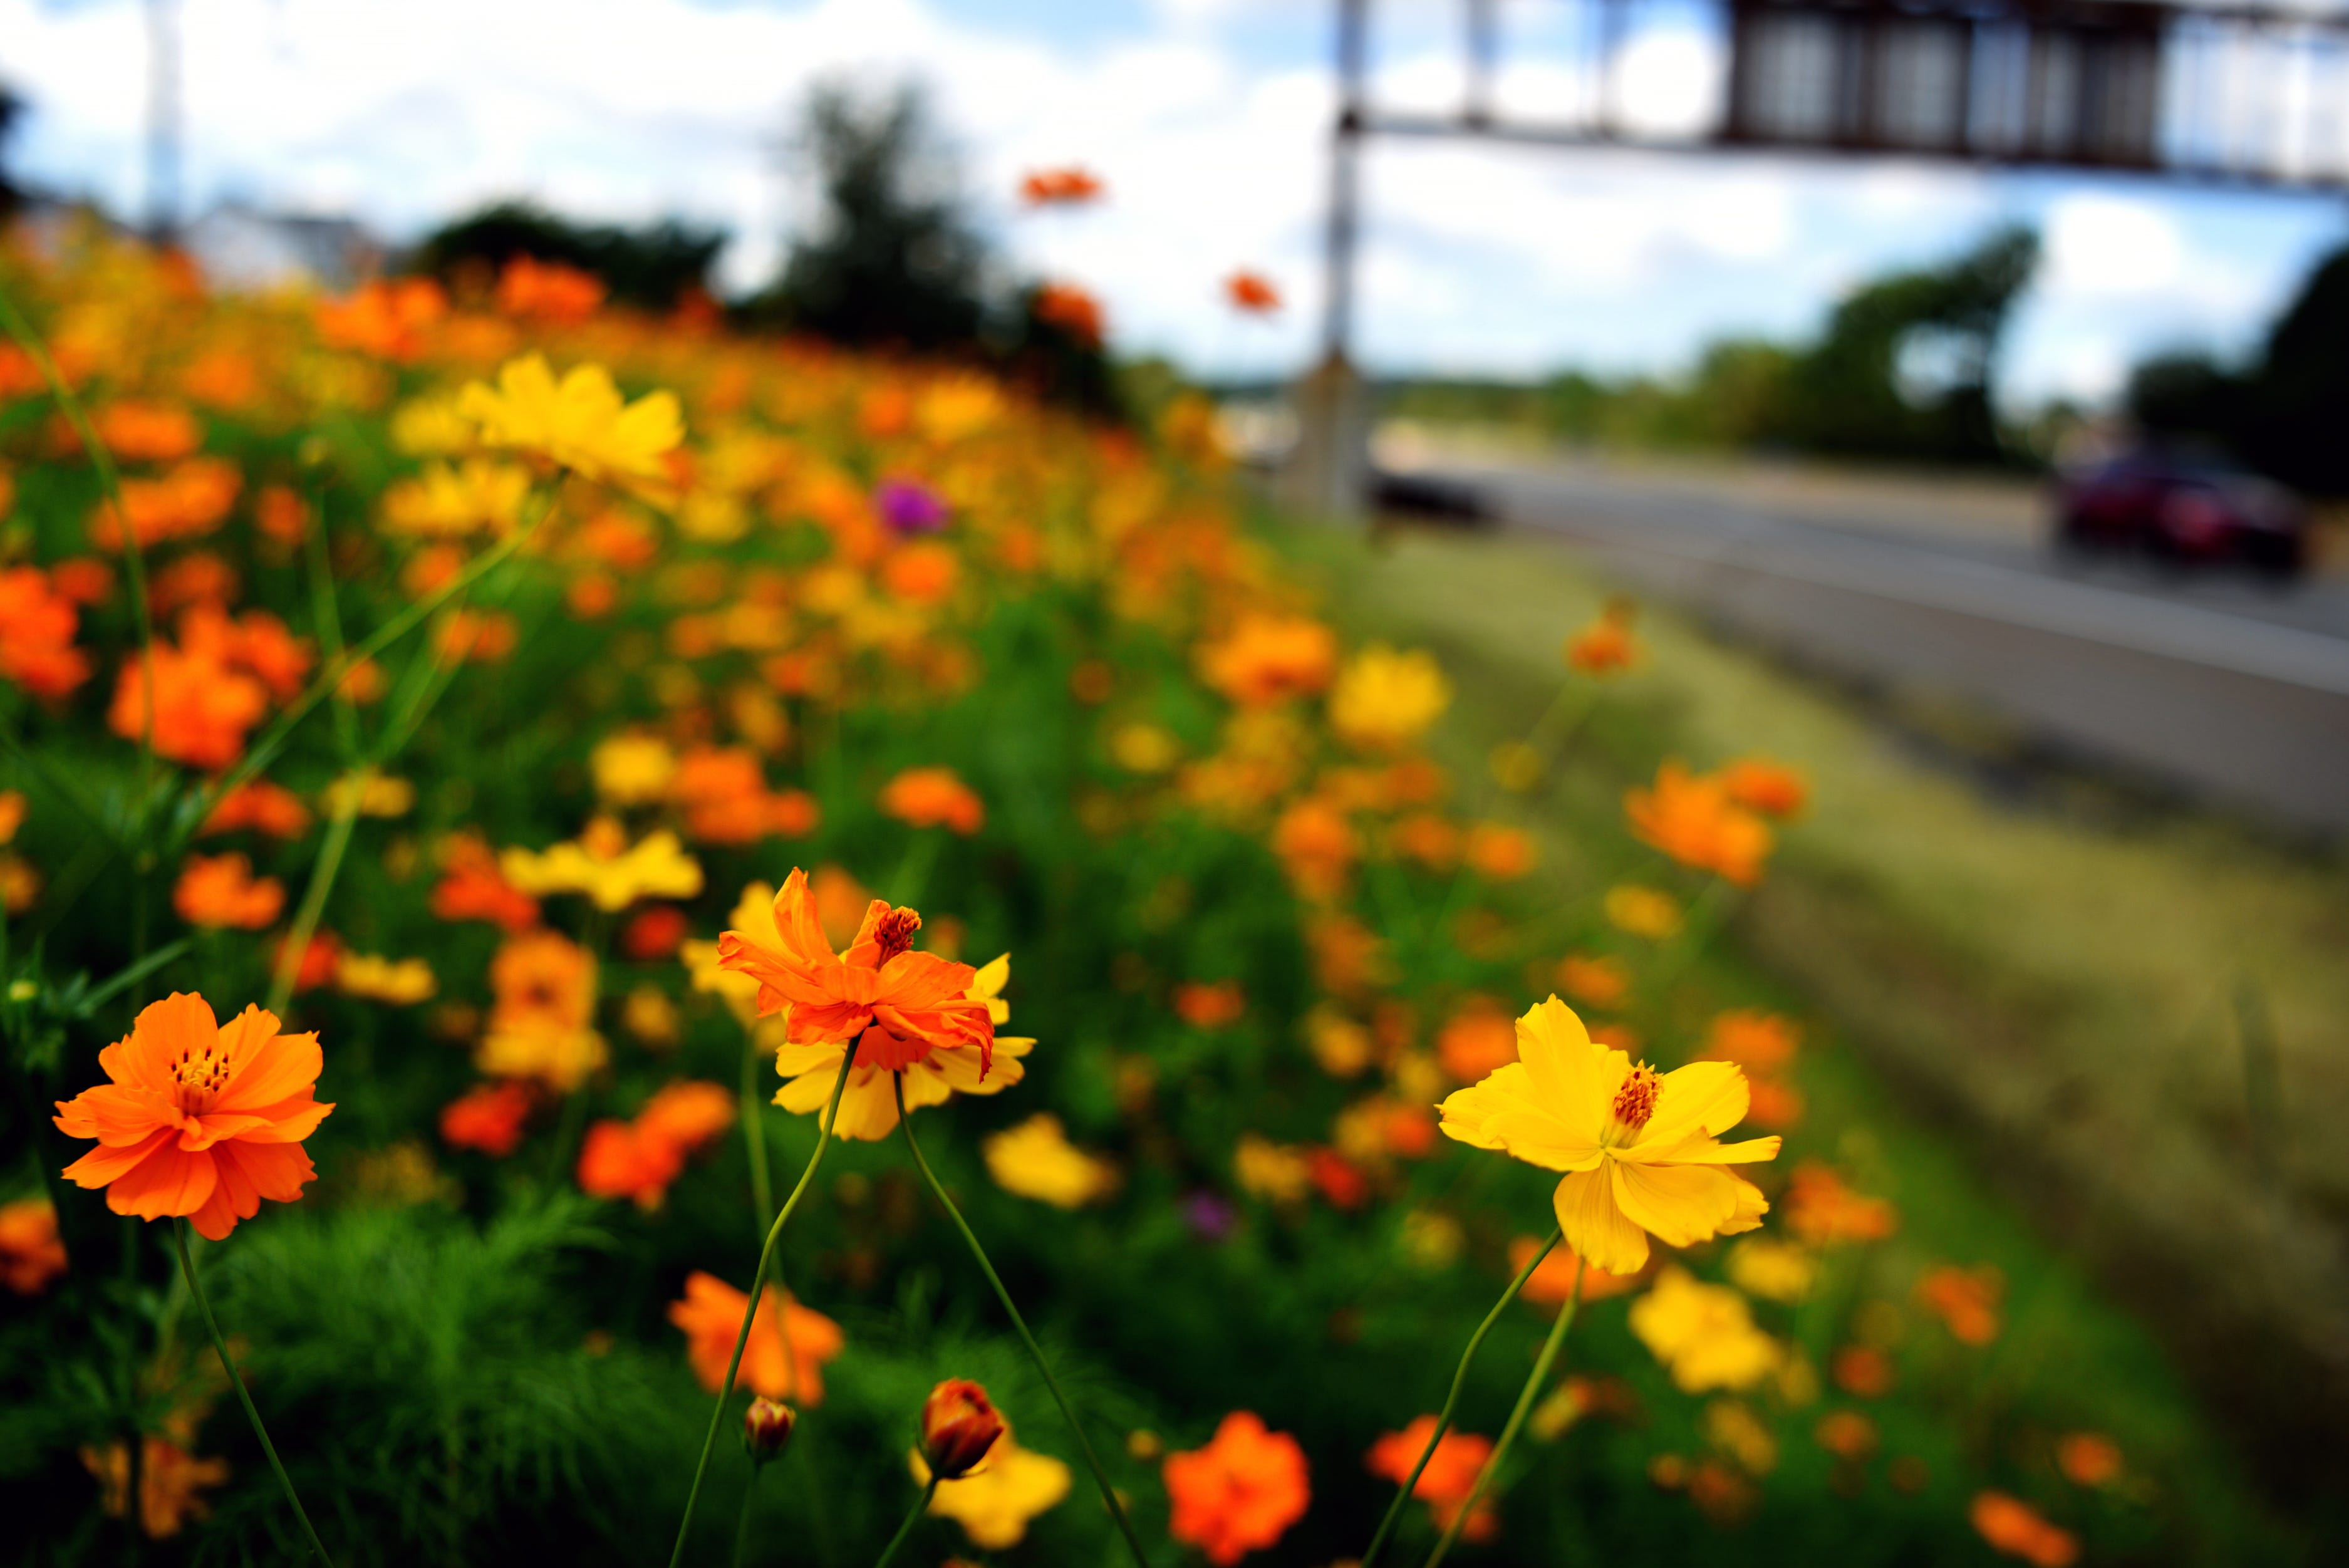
(2127, 250, 2349, 496)
(413, 81, 1119, 417)
(1383, 226, 2042, 469)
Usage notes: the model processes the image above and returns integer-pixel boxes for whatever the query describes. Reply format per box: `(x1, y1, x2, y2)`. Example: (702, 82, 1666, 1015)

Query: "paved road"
(1424, 455, 2349, 834)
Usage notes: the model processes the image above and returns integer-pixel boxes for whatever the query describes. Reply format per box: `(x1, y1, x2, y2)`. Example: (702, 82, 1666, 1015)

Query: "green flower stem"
(668, 1041, 859, 1568)
(264, 790, 360, 1017)
(1361, 1226, 1561, 1568)
(731, 1462, 765, 1568)
(1421, 1260, 1587, 1568)
(740, 1031, 776, 1228)
(170, 1220, 335, 1565)
(893, 1074, 1151, 1568)
(870, 1477, 938, 1568)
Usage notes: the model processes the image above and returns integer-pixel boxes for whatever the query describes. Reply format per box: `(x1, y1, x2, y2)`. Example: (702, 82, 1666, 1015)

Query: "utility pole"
(145, 0, 181, 243)
(1287, 0, 1371, 522)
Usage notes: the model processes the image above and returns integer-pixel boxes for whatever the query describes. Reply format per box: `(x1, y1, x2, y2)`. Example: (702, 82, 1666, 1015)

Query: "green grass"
(1273, 514, 2347, 1551)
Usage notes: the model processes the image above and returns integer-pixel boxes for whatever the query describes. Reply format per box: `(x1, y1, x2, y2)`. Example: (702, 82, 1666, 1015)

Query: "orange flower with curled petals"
(880, 767, 985, 834)
(1163, 1411, 1310, 1566)
(668, 1270, 844, 1404)
(53, 993, 334, 1240)
(0, 1197, 68, 1294)
(1367, 1415, 1495, 1541)
(0, 566, 91, 698)
(109, 632, 269, 772)
(717, 868, 992, 1076)
(1624, 761, 1773, 886)
(172, 853, 285, 930)
(1438, 996, 1779, 1275)
(1199, 614, 1337, 707)
(1720, 756, 1808, 818)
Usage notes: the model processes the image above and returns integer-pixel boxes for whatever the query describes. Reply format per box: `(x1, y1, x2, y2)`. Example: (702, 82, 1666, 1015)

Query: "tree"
(2239, 244, 2349, 494)
(413, 201, 725, 311)
(753, 81, 989, 352)
(0, 88, 26, 219)
(1775, 225, 2040, 464)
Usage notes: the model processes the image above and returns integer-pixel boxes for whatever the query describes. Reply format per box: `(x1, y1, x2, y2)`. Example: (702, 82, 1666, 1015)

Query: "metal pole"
(145, 0, 181, 242)
(1322, 0, 1368, 366)
(1466, 0, 1498, 125)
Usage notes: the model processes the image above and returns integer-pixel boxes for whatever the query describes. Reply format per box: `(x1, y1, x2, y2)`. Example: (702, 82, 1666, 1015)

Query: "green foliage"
(413, 200, 727, 311)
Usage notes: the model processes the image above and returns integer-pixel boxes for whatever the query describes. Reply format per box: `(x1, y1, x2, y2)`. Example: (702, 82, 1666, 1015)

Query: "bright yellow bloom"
(1328, 644, 1451, 749)
(458, 354, 683, 484)
(1726, 1238, 1817, 1303)
(332, 952, 437, 1005)
(1604, 883, 1683, 940)
(769, 953, 1032, 1141)
(683, 880, 774, 1025)
(1437, 997, 1779, 1275)
(1629, 1267, 1783, 1392)
(983, 1113, 1118, 1208)
(909, 1426, 1072, 1549)
(380, 459, 531, 537)
(591, 732, 679, 806)
(323, 770, 415, 819)
(500, 819, 703, 912)
(389, 391, 477, 455)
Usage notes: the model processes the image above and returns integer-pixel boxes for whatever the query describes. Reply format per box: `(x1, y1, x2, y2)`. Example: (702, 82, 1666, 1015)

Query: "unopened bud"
(919, 1379, 1004, 1480)
(742, 1396, 797, 1463)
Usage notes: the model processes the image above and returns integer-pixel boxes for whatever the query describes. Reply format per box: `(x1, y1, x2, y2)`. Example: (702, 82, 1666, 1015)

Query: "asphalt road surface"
(1419, 455, 2349, 834)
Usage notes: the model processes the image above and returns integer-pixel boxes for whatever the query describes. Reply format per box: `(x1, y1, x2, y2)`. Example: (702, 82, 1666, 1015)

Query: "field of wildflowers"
(0, 227, 2291, 1566)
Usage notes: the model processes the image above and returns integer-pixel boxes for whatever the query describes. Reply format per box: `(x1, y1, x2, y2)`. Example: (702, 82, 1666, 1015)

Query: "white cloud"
(0, 0, 2331, 397)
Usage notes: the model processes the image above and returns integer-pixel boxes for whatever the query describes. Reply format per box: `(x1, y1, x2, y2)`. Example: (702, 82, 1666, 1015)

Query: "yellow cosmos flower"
(683, 880, 773, 1026)
(381, 459, 531, 537)
(458, 354, 683, 484)
(1328, 644, 1452, 750)
(983, 1113, 1119, 1208)
(333, 952, 437, 1005)
(590, 732, 679, 806)
(1629, 1267, 1783, 1392)
(770, 953, 1032, 1141)
(909, 1426, 1072, 1549)
(1437, 997, 1780, 1275)
(500, 819, 703, 912)
(1604, 883, 1683, 940)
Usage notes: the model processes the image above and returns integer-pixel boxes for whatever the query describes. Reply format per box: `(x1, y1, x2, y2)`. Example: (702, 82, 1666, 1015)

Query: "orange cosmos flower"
(1463, 823, 1535, 880)
(1699, 1009, 1798, 1074)
(1565, 601, 1640, 675)
(1623, 761, 1773, 886)
(475, 929, 606, 1091)
(1032, 282, 1105, 348)
(1556, 953, 1629, 1008)
(88, 457, 242, 549)
(1781, 1161, 1897, 1246)
(1508, 1234, 1642, 1303)
(1272, 797, 1356, 901)
(1199, 615, 1337, 706)
(717, 870, 1006, 1138)
(1436, 1000, 1517, 1083)
(1224, 271, 1282, 314)
(495, 255, 607, 322)
(172, 853, 285, 930)
(1163, 1411, 1310, 1566)
(316, 276, 448, 361)
(53, 993, 334, 1240)
(1720, 756, 1808, 818)
(0, 1196, 68, 1294)
(2056, 1433, 2122, 1488)
(1174, 980, 1245, 1030)
(110, 633, 269, 772)
(879, 767, 985, 834)
(430, 831, 541, 930)
(83, 1435, 231, 1539)
(1971, 1492, 2079, 1567)
(1916, 1264, 2003, 1345)
(95, 400, 202, 462)
(1366, 1415, 1496, 1541)
(438, 1080, 537, 1156)
(0, 566, 91, 698)
(668, 1270, 845, 1404)
(1019, 166, 1105, 205)
(579, 1079, 737, 1208)
(200, 779, 312, 839)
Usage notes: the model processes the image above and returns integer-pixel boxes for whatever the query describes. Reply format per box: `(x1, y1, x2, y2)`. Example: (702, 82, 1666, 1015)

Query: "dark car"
(2054, 451, 2306, 576)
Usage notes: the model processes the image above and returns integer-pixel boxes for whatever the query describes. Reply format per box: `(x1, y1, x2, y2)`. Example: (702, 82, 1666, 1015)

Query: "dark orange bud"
(743, 1396, 797, 1463)
(920, 1379, 1003, 1480)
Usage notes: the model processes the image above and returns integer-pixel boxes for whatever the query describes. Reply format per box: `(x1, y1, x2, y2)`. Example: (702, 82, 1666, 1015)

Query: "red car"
(2055, 452, 2306, 576)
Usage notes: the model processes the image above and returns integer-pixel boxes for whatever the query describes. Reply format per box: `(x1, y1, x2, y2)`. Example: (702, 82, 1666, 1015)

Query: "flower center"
(873, 908, 921, 963)
(172, 1037, 234, 1114)
(1605, 1064, 1659, 1146)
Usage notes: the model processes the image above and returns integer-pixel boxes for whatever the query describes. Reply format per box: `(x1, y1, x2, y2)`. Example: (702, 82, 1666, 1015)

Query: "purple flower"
(876, 477, 950, 536)
(1182, 1190, 1237, 1242)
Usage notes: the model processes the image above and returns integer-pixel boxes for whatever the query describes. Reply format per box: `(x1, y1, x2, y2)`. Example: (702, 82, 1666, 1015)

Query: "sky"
(1, 0, 2343, 406)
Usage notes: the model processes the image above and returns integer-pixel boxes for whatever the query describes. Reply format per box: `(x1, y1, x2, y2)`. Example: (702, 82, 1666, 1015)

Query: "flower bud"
(919, 1379, 1004, 1480)
(742, 1396, 797, 1464)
